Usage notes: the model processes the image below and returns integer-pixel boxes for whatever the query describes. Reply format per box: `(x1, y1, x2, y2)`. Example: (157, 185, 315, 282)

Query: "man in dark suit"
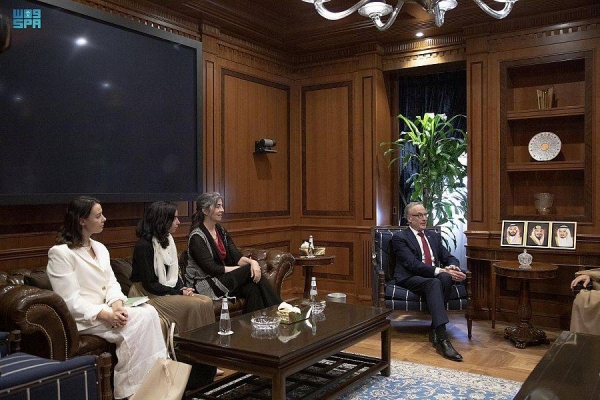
(392, 202, 466, 361)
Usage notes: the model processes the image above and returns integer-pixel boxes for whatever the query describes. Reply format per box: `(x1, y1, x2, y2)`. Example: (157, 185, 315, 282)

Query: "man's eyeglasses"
(410, 213, 429, 219)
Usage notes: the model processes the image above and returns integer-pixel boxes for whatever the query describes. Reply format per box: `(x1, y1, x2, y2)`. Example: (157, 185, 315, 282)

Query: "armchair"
(0, 333, 111, 400)
(371, 226, 473, 338)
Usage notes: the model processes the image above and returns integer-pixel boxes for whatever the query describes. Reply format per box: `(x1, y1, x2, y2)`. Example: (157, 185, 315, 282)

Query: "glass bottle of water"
(308, 235, 315, 257)
(218, 298, 232, 335)
(309, 276, 318, 303)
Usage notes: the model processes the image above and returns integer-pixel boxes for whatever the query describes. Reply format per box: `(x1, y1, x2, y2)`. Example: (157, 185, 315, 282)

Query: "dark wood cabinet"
(499, 52, 592, 221)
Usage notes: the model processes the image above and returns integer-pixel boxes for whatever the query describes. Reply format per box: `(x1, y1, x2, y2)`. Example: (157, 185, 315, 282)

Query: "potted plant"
(383, 113, 467, 248)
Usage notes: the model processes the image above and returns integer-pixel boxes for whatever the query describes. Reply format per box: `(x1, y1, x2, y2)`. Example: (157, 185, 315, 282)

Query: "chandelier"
(301, 0, 519, 29)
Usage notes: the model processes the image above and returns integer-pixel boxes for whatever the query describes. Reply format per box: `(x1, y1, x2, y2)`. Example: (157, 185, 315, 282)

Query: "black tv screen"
(0, 0, 202, 204)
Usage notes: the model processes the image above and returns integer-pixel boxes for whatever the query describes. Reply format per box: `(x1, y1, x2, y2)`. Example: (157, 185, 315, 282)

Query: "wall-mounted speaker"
(0, 14, 11, 54)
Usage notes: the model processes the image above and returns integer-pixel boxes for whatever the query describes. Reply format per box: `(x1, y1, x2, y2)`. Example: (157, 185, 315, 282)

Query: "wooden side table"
(492, 260, 558, 348)
(294, 255, 335, 299)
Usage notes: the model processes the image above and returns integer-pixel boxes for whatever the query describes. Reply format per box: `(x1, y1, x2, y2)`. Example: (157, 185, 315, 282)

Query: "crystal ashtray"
(251, 327, 279, 339)
(251, 316, 281, 330)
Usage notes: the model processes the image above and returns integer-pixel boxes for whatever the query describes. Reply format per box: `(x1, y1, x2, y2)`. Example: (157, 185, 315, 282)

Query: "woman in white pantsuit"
(47, 196, 167, 399)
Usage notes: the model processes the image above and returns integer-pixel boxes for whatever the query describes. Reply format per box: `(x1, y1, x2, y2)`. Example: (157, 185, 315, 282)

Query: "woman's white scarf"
(152, 234, 179, 287)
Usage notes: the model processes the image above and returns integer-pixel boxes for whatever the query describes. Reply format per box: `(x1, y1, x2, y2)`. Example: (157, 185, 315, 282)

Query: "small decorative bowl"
(310, 301, 326, 314)
(251, 316, 281, 330)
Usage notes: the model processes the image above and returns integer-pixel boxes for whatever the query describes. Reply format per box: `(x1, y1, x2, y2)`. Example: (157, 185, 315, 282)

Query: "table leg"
(303, 265, 313, 299)
(272, 371, 286, 400)
(381, 324, 391, 377)
(504, 279, 550, 348)
(491, 265, 497, 329)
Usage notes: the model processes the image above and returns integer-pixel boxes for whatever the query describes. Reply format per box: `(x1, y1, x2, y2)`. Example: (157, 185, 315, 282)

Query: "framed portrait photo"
(550, 222, 577, 250)
(501, 221, 525, 247)
(524, 221, 551, 248)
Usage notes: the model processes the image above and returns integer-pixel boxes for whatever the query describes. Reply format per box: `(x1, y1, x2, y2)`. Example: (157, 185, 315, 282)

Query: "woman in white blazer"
(47, 196, 167, 399)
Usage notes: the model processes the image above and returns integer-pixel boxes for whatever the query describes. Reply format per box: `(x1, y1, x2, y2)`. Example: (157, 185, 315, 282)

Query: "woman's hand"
(250, 260, 261, 283)
(182, 287, 195, 296)
(571, 274, 591, 289)
(98, 306, 129, 328)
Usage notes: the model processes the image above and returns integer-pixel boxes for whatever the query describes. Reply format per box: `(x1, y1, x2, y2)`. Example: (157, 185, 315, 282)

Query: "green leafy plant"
(383, 113, 467, 248)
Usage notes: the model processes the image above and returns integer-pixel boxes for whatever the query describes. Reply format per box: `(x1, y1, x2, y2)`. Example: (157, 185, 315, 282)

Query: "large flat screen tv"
(0, 0, 202, 205)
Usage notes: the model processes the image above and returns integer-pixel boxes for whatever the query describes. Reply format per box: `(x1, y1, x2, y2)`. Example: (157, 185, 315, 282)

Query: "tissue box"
(276, 303, 311, 324)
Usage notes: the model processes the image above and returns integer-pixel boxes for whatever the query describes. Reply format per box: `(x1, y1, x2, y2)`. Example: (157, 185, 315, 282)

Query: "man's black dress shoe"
(435, 339, 463, 361)
(428, 330, 437, 347)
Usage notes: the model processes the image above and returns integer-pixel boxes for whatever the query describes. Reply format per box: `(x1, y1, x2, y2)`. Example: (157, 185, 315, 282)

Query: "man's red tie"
(418, 231, 433, 266)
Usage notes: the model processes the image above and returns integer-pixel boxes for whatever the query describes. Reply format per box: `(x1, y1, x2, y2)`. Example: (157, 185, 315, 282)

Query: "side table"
(294, 255, 335, 299)
(492, 261, 558, 348)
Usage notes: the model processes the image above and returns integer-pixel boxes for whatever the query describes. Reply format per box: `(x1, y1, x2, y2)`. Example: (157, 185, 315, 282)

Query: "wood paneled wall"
(2, 0, 598, 324)
(202, 24, 395, 302)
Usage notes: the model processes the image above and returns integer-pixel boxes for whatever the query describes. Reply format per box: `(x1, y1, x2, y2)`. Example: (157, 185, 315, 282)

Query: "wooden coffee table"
(175, 301, 391, 399)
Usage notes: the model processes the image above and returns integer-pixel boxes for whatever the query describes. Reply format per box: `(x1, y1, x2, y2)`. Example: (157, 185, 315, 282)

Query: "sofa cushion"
(110, 258, 133, 296)
(23, 271, 52, 291)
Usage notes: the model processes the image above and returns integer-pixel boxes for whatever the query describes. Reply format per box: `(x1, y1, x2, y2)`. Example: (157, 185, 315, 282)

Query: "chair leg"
(467, 314, 473, 339)
(8, 330, 21, 354)
(97, 352, 113, 400)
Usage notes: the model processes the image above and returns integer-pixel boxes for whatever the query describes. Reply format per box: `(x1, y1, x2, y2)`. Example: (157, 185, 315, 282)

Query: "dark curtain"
(397, 70, 467, 224)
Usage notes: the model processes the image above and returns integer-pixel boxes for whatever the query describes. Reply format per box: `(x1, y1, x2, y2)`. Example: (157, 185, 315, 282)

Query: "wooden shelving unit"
(499, 53, 592, 222)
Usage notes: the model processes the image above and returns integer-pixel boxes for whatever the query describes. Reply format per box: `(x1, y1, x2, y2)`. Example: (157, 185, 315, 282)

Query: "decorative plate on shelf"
(528, 131, 561, 161)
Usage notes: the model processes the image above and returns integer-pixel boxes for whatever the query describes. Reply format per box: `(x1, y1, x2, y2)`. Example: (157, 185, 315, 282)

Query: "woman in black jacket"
(130, 201, 215, 336)
(184, 192, 281, 313)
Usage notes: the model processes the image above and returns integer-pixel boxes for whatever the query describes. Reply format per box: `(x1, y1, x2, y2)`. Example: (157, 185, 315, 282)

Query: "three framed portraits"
(501, 220, 577, 250)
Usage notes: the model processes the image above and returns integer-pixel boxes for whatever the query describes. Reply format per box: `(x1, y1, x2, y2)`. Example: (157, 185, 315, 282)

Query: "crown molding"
(464, 4, 600, 38)
(78, 0, 201, 39)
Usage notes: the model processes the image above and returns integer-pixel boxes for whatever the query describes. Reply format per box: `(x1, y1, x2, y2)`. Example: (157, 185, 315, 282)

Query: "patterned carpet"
(340, 360, 522, 400)
(192, 355, 522, 399)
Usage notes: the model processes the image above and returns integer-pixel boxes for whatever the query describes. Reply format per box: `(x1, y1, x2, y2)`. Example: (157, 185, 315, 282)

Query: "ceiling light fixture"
(302, 0, 518, 29)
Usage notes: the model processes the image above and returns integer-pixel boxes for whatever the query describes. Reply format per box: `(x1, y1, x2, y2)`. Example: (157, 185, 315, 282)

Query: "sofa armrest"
(264, 250, 294, 296)
(241, 248, 294, 296)
(374, 269, 386, 308)
(0, 283, 80, 361)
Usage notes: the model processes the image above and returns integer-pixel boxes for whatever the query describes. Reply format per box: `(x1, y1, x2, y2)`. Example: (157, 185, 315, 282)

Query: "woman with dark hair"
(184, 192, 282, 313)
(129, 201, 215, 337)
(47, 196, 167, 400)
